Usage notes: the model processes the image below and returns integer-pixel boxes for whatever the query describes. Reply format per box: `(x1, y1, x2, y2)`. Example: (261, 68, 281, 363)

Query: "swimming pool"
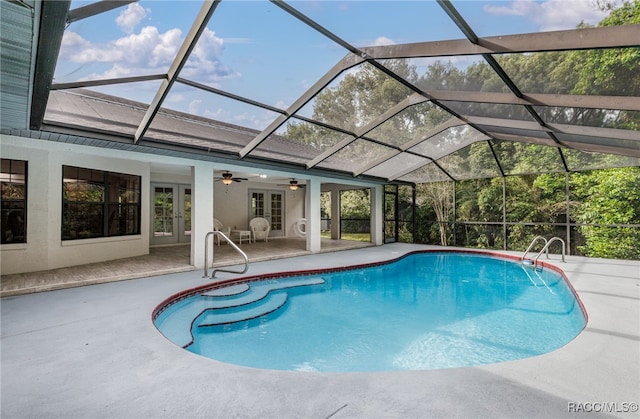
(153, 251, 587, 372)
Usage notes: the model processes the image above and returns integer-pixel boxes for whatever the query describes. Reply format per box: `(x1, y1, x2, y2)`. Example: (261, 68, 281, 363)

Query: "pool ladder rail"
(203, 231, 249, 279)
(521, 236, 566, 270)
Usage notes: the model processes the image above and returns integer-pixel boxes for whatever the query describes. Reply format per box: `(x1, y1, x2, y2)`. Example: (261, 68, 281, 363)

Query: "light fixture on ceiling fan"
(289, 179, 301, 191)
(222, 172, 233, 185)
(277, 178, 306, 190)
(218, 171, 248, 185)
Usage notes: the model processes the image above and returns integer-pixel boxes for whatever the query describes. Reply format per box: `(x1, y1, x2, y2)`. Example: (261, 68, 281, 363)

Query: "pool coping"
(152, 248, 582, 318)
(1, 243, 638, 418)
(154, 249, 590, 361)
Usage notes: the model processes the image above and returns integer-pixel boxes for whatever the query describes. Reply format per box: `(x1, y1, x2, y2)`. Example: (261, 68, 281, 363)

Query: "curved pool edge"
(152, 248, 589, 358)
(5, 244, 634, 419)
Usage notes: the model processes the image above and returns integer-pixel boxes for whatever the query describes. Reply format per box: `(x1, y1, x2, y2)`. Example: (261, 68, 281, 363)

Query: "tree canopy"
(287, 2, 640, 259)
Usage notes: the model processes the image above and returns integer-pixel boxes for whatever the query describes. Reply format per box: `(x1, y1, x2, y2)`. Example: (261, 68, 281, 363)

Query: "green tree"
(340, 189, 371, 235)
(571, 167, 640, 259)
(397, 184, 415, 242)
(574, 1, 640, 98)
(569, 1, 640, 131)
(287, 2, 640, 259)
(416, 181, 453, 245)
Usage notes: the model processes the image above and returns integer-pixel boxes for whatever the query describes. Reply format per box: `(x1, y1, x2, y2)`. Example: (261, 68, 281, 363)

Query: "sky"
(55, 0, 617, 131)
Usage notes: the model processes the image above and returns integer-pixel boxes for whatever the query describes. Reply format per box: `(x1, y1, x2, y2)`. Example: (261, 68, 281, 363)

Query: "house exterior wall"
(213, 180, 305, 236)
(0, 133, 198, 275)
(1, 133, 385, 275)
(214, 182, 253, 231)
(284, 188, 305, 237)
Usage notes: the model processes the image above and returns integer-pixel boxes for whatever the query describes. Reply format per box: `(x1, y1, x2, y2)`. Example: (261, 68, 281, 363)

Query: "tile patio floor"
(0, 237, 372, 297)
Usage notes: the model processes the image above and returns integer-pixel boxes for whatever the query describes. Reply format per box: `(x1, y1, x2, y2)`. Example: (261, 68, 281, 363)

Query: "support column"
(330, 186, 340, 240)
(370, 184, 384, 245)
(565, 172, 571, 256)
(306, 178, 321, 252)
(502, 177, 507, 251)
(191, 164, 214, 269)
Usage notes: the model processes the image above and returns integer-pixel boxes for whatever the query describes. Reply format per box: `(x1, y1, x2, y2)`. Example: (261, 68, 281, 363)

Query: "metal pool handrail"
(522, 236, 566, 270)
(521, 235, 548, 265)
(533, 237, 566, 268)
(203, 231, 249, 279)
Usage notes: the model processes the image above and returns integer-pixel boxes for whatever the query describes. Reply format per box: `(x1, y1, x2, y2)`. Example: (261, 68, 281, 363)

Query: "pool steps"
(197, 292, 289, 327)
(201, 283, 250, 297)
(199, 277, 324, 309)
(157, 277, 325, 347)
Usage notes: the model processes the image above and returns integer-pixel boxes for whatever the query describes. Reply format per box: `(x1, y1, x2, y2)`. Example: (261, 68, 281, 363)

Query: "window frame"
(1, 159, 28, 245)
(62, 165, 141, 241)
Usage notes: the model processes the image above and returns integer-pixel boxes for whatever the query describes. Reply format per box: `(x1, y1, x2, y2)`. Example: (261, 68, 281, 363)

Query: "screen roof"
(33, 0, 640, 183)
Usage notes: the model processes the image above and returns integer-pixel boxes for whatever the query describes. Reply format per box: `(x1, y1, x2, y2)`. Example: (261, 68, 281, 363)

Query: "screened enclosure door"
(151, 183, 191, 245)
(249, 189, 284, 237)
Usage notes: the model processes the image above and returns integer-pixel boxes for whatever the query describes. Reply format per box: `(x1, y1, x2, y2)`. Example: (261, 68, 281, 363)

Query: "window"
(1, 159, 27, 244)
(62, 166, 141, 240)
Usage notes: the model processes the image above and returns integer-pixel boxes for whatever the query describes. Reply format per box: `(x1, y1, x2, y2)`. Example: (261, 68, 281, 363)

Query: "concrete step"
(199, 277, 326, 309)
(197, 292, 288, 327)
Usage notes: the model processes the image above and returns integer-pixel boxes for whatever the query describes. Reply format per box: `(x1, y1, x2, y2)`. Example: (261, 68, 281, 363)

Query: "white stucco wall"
(213, 180, 305, 237)
(191, 165, 214, 269)
(0, 134, 222, 275)
(1, 134, 156, 274)
(284, 187, 305, 237)
(214, 181, 251, 231)
(1, 136, 51, 274)
(1, 133, 385, 275)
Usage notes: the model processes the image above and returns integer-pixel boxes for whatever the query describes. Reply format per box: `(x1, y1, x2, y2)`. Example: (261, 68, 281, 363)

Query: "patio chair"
(213, 218, 231, 245)
(250, 217, 271, 242)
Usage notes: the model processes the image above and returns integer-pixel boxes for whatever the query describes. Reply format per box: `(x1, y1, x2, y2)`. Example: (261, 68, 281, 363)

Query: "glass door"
(249, 189, 284, 237)
(151, 183, 191, 245)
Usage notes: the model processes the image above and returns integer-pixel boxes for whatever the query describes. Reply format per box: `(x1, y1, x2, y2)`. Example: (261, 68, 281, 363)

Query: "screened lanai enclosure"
(2, 0, 639, 259)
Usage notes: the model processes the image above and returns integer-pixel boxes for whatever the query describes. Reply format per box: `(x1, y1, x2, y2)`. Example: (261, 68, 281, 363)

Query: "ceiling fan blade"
(217, 171, 249, 182)
(277, 179, 306, 188)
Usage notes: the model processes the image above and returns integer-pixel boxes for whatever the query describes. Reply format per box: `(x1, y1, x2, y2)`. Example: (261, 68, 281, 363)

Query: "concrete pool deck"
(1, 243, 639, 418)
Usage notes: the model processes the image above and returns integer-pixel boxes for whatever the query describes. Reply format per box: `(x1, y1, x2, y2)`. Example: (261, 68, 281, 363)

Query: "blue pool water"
(154, 252, 586, 372)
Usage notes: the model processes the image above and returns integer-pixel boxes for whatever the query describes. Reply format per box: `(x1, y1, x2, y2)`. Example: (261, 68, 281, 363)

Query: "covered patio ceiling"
(22, 1, 640, 183)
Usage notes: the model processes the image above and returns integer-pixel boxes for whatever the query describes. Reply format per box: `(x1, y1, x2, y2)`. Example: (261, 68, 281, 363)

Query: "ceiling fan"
(278, 178, 306, 191)
(216, 171, 248, 185)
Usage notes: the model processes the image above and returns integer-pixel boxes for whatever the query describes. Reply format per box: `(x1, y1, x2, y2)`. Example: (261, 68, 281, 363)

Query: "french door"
(249, 189, 284, 237)
(151, 183, 191, 245)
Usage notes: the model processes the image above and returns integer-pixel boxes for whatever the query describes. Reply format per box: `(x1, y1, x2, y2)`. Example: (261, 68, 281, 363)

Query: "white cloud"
(114, 26, 182, 68)
(188, 99, 202, 115)
(116, 3, 149, 34)
(99, 63, 132, 79)
(166, 93, 186, 103)
(483, 0, 610, 31)
(181, 28, 238, 81)
(202, 107, 226, 120)
(58, 25, 240, 83)
(232, 111, 275, 130)
(61, 31, 122, 63)
(220, 37, 254, 45)
(202, 107, 274, 130)
(59, 31, 92, 56)
(372, 36, 396, 47)
(60, 26, 179, 71)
